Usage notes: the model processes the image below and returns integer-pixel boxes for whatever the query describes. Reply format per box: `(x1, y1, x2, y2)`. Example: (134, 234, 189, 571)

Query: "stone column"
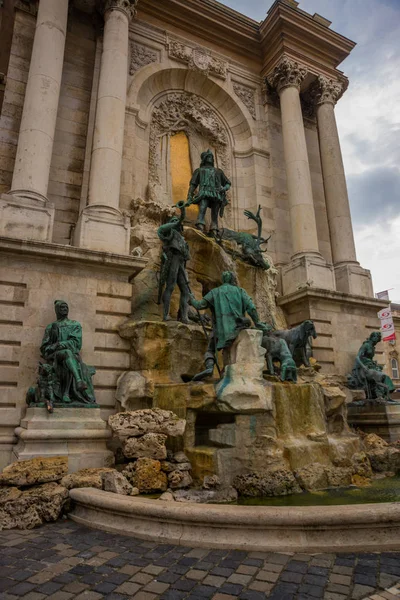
(314, 75, 373, 297)
(267, 56, 335, 295)
(74, 0, 138, 255)
(0, 0, 68, 242)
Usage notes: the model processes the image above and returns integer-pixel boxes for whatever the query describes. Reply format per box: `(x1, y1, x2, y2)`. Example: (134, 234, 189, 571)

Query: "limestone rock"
(0, 456, 68, 487)
(132, 458, 168, 493)
(173, 451, 190, 463)
(109, 409, 186, 438)
(0, 482, 68, 531)
(116, 371, 154, 412)
(0, 487, 22, 504)
(168, 470, 193, 490)
(159, 491, 175, 501)
(122, 433, 167, 460)
(362, 434, 400, 473)
(203, 475, 221, 490)
(161, 461, 191, 473)
(233, 469, 302, 497)
(173, 486, 238, 504)
(351, 452, 373, 479)
(325, 466, 353, 488)
(101, 471, 137, 496)
(295, 464, 328, 491)
(61, 468, 114, 490)
(352, 474, 371, 487)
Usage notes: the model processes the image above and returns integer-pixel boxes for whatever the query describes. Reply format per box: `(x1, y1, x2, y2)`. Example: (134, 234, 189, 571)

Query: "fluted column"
(74, 0, 138, 254)
(267, 57, 320, 257)
(314, 76, 357, 265)
(267, 56, 336, 295)
(0, 0, 68, 242)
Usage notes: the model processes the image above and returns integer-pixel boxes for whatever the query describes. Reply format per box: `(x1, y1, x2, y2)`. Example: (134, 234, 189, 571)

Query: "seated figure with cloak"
(27, 300, 97, 411)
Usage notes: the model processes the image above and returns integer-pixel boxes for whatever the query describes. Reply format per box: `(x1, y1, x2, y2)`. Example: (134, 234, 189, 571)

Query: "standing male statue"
(189, 271, 269, 380)
(157, 201, 190, 323)
(186, 149, 231, 235)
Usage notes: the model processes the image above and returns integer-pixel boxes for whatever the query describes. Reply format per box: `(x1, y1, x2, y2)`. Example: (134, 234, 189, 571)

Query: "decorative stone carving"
(148, 92, 230, 203)
(233, 82, 256, 119)
(267, 55, 307, 93)
(130, 42, 158, 75)
(168, 40, 227, 80)
(101, 0, 138, 20)
(311, 75, 347, 106)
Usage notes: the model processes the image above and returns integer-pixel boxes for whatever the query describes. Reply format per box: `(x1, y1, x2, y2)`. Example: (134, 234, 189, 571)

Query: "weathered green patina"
(157, 201, 190, 323)
(189, 271, 270, 381)
(186, 149, 231, 234)
(348, 331, 395, 402)
(26, 300, 97, 412)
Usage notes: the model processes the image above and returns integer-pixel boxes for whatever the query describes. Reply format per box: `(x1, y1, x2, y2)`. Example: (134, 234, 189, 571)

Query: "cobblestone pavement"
(0, 521, 400, 600)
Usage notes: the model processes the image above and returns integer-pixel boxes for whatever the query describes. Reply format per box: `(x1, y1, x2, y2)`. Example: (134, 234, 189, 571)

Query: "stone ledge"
(278, 287, 389, 310)
(69, 488, 400, 552)
(0, 236, 147, 278)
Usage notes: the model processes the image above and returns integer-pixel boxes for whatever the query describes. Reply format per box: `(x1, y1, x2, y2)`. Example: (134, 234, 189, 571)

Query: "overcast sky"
(221, 0, 400, 302)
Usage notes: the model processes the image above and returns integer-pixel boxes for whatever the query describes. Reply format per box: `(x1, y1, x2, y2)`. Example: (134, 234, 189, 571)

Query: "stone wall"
(0, 240, 144, 470)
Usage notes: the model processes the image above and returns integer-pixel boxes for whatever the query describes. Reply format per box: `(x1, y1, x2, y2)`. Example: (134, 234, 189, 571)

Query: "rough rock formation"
(101, 471, 139, 496)
(109, 409, 186, 438)
(61, 468, 114, 490)
(122, 433, 167, 460)
(0, 483, 68, 531)
(125, 458, 168, 493)
(363, 434, 400, 473)
(172, 486, 238, 504)
(168, 470, 193, 490)
(0, 457, 68, 487)
(233, 469, 302, 497)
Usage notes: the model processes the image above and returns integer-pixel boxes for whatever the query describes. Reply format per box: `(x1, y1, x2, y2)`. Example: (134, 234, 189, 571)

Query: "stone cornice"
(278, 287, 389, 311)
(266, 55, 307, 93)
(0, 237, 148, 279)
(260, 0, 356, 79)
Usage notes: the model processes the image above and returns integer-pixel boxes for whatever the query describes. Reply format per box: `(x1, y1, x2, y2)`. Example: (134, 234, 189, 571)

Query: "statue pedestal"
(216, 329, 273, 413)
(13, 407, 114, 472)
(347, 402, 400, 443)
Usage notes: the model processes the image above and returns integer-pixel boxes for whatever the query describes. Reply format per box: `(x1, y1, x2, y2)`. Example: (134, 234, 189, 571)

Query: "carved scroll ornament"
(130, 42, 158, 75)
(267, 55, 307, 93)
(168, 40, 227, 80)
(233, 82, 256, 119)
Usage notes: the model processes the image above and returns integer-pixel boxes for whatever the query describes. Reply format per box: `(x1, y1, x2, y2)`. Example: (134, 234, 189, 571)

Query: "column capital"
(312, 75, 348, 106)
(266, 55, 307, 94)
(99, 0, 138, 20)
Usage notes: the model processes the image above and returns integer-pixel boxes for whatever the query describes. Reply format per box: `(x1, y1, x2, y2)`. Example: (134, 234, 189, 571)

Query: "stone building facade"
(0, 0, 389, 468)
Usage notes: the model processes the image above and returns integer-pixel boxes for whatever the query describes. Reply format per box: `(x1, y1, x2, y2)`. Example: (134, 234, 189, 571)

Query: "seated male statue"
(27, 300, 96, 410)
(189, 271, 269, 380)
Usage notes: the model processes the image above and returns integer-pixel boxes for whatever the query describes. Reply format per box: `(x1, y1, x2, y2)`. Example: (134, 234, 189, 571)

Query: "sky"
(221, 0, 400, 302)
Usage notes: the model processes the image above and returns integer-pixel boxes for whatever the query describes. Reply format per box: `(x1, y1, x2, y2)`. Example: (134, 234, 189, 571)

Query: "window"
(392, 358, 399, 380)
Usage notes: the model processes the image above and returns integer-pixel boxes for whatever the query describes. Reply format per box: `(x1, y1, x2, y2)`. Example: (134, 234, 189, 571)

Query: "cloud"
(347, 166, 400, 226)
(220, 0, 400, 299)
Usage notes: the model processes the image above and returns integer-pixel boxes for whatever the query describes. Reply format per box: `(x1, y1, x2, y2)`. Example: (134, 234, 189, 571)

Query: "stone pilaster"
(74, 0, 139, 254)
(0, 0, 69, 242)
(313, 75, 373, 297)
(267, 56, 335, 295)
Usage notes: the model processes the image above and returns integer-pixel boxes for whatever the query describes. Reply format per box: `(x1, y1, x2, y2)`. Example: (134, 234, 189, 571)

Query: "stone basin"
(69, 487, 400, 553)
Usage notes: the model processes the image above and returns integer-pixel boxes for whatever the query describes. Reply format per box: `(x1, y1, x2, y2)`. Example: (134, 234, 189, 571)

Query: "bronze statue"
(186, 149, 231, 235)
(271, 320, 317, 367)
(262, 334, 297, 382)
(348, 332, 395, 402)
(157, 201, 190, 323)
(189, 271, 270, 380)
(218, 206, 271, 270)
(27, 300, 97, 412)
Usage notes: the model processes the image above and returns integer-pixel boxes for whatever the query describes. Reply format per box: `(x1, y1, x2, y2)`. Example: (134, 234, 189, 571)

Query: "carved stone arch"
(148, 91, 232, 209)
(126, 65, 255, 146)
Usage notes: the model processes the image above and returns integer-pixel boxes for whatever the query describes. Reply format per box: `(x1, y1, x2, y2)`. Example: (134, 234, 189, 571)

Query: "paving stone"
(36, 581, 64, 595)
(330, 573, 352, 585)
(62, 582, 90, 594)
(352, 583, 376, 599)
(143, 580, 170, 594)
(114, 581, 142, 595)
(203, 575, 227, 587)
(130, 572, 153, 585)
(132, 593, 158, 600)
(255, 569, 279, 582)
(187, 569, 208, 580)
(248, 580, 273, 593)
(7, 582, 37, 596)
(227, 573, 252, 585)
(142, 565, 164, 575)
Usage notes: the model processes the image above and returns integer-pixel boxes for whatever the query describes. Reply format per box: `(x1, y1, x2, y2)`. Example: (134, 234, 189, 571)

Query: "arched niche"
(125, 65, 262, 231)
